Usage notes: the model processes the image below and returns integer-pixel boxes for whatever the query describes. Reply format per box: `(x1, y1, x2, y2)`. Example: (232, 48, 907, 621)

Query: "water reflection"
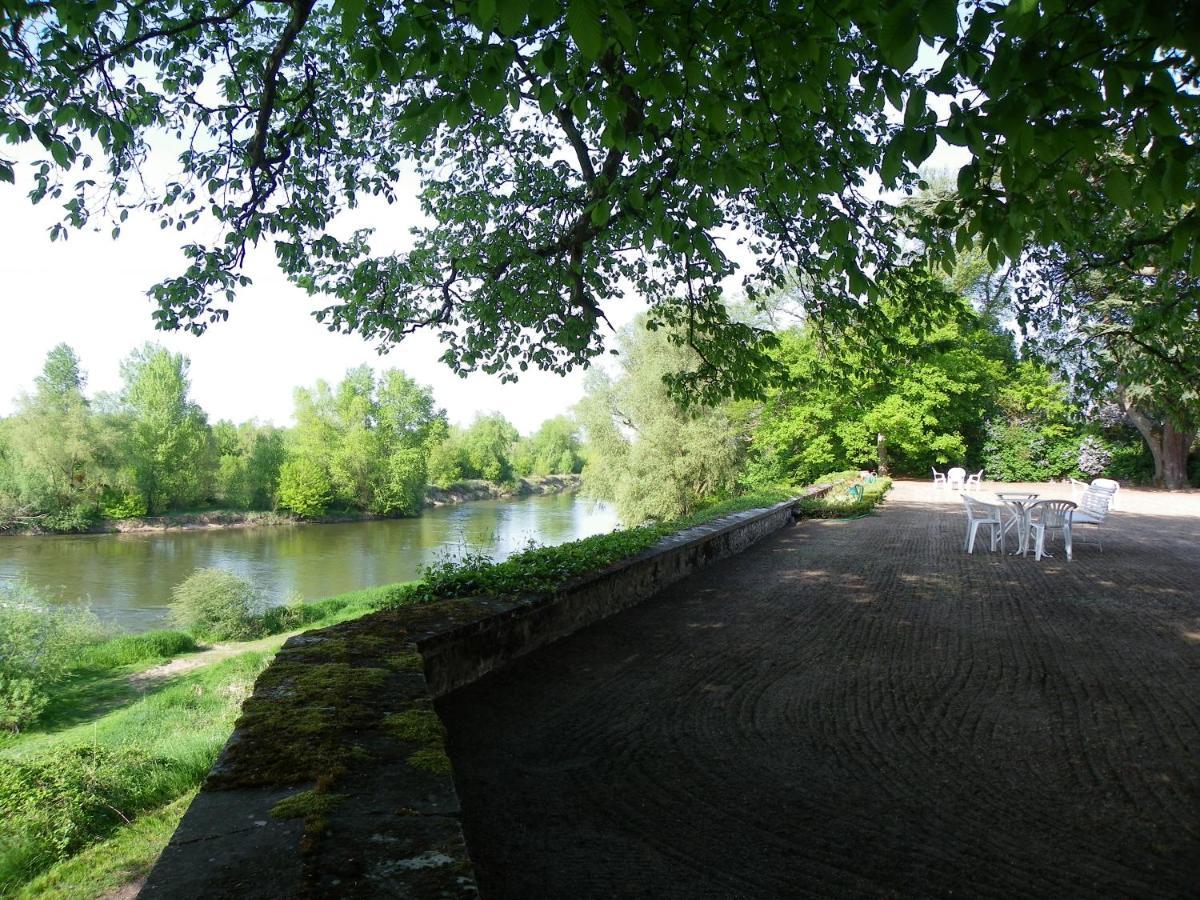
(0, 494, 619, 632)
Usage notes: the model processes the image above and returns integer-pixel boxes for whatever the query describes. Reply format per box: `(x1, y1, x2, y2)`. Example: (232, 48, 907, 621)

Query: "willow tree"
(3, 1, 1197, 397)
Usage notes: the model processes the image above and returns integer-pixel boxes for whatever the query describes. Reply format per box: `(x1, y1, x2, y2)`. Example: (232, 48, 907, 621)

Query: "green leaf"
(474, 0, 497, 28)
(340, 0, 366, 40)
(590, 202, 611, 226)
(1104, 169, 1131, 208)
(918, 0, 958, 38)
(567, 0, 604, 59)
(496, 0, 525, 34)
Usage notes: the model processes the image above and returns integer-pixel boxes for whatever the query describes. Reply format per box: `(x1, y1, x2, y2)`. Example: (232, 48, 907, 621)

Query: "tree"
(276, 457, 332, 518)
(513, 416, 584, 476)
(981, 362, 1083, 483)
(747, 276, 1011, 485)
(0, 345, 105, 529)
(460, 414, 519, 484)
(578, 320, 744, 523)
(6, 2, 1195, 399)
(286, 365, 442, 511)
(118, 344, 212, 513)
(1015, 152, 1200, 489)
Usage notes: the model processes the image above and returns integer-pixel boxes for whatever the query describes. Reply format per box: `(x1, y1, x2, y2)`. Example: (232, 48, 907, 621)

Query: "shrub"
(276, 457, 332, 518)
(97, 487, 148, 520)
(0, 744, 183, 888)
(796, 477, 893, 519)
(0, 586, 102, 732)
(169, 569, 266, 641)
(1076, 436, 1112, 478)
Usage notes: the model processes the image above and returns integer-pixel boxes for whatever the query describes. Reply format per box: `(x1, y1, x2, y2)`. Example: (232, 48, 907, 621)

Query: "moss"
(387, 651, 424, 672)
(270, 790, 346, 820)
(211, 662, 391, 788)
(407, 748, 452, 775)
(383, 710, 444, 744)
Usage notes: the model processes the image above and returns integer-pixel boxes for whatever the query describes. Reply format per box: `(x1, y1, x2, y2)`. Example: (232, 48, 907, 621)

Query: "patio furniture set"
(959, 479, 1118, 561)
(932, 466, 983, 491)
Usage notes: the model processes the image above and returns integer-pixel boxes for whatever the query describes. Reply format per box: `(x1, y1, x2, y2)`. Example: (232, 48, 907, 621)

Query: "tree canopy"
(4, 1, 1197, 398)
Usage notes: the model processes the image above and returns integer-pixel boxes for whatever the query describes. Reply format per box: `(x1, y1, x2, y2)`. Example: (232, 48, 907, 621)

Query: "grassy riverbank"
(0, 487, 801, 897)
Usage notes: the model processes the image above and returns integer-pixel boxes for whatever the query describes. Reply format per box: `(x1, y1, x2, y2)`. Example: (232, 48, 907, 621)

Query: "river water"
(0, 494, 619, 633)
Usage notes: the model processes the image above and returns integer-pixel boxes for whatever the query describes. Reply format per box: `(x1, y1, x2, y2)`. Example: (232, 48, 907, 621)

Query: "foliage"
(0, 745, 186, 888)
(796, 476, 893, 519)
(511, 416, 585, 477)
(116, 344, 213, 514)
(0, 345, 107, 531)
(169, 569, 267, 641)
(275, 457, 333, 518)
(0, 649, 272, 894)
(977, 361, 1084, 482)
(578, 319, 746, 523)
(747, 276, 1010, 485)
(210, 420, 287, 510)
(0, 585, 102, 732)
(289, 366, 445, 513)
(7, 1, 1195, 402)
(459, 414, 520, 484)
(10, 792, 192, 900)
(1076, 437, 1113, 479)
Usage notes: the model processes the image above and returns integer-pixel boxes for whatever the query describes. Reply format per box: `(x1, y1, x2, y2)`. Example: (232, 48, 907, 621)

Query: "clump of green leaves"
(169, 569, 267, 642)
(0, 744, 184, 888)
(0, 584, 103, 732)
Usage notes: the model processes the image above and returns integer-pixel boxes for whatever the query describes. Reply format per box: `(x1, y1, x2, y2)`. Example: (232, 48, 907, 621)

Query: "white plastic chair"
(961, 495, 1005, 554)
(1071, 485, 1114, 551)
(947, 467, 967, 491)
(932, 467, 947, 490)
(964, 469, 983, 492)
(1028, 499, 1076, 561)
(1091, 477, 1119, 510)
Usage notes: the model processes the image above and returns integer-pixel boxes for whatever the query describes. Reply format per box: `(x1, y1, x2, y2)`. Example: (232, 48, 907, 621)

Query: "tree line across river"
(0, 344, 584, 532)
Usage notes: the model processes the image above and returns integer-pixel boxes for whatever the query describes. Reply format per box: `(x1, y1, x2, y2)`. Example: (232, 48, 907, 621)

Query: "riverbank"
(2, 475, 581, 536)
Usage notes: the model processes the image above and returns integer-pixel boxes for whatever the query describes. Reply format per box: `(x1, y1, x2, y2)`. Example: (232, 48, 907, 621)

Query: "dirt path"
(128, 634, 287, 689)
(440, 483, 1200, 898)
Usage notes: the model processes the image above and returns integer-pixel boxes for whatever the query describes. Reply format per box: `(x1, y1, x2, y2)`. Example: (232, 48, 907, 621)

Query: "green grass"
(12, 792, 194, 899)
(76, 630, 199, 671)
(0, 650, 274, 892)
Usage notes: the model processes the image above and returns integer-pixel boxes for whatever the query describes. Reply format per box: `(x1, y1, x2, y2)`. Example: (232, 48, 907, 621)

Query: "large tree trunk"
(1123, 402, 1195, 490)
(875, 432, 890, 476)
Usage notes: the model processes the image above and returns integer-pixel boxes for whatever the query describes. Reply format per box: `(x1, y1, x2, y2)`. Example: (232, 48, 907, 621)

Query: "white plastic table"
(995, 492, 1039, 555)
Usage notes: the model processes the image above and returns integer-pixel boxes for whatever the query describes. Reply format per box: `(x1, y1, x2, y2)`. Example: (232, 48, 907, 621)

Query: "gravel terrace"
(439, 481, 1200, 899)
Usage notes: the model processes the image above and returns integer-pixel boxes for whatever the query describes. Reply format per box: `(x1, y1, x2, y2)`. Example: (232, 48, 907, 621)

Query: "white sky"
(0, 173, 643, 434)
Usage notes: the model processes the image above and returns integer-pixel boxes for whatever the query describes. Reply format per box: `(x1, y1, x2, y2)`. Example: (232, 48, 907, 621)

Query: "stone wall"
(140, 488, 828, 899)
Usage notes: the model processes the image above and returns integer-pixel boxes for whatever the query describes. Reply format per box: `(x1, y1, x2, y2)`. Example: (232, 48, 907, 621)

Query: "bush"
(0, 587, 102, 732)
(0, 745, 183, 889)
(276, 457, 332, 517)
(169, 569, 266, 641)
(97, 487, 148, 520)
(1076, 435, 1112, 478)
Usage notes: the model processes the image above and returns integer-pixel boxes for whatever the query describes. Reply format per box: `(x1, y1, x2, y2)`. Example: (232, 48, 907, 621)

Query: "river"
(0, 494, 619, 633)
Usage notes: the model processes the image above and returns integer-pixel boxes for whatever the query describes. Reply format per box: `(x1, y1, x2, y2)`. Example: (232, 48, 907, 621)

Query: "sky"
(0, 171, 648, 434)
